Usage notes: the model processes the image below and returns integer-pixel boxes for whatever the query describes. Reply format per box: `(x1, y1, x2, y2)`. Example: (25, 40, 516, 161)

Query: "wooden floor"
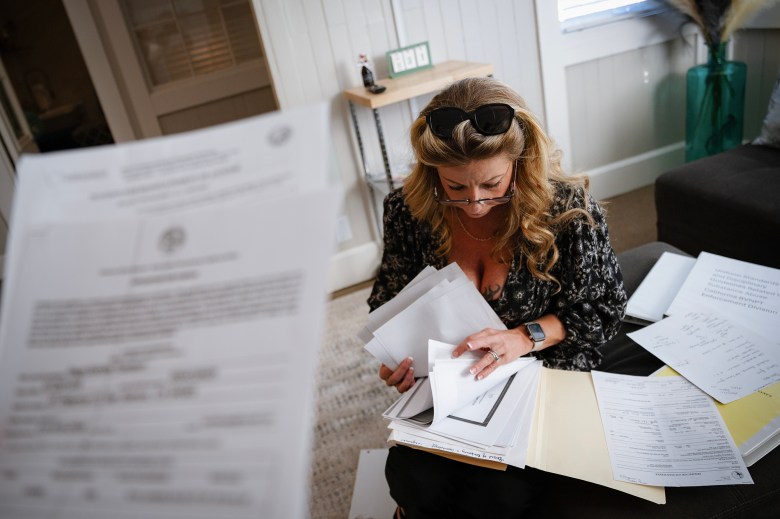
(602, 185, 657, 254)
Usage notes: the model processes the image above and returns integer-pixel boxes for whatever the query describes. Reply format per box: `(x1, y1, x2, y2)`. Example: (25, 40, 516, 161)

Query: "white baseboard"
(587, 142, 685, 200)
(328, 241, 381, 293)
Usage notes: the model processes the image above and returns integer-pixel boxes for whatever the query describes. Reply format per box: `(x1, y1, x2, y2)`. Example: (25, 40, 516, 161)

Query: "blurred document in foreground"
(0, 104, 340, 519)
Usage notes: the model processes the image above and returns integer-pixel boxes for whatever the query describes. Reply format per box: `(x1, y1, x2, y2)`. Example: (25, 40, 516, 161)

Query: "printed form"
(591, 372, 752, 487)
(0, 105, 340, 519)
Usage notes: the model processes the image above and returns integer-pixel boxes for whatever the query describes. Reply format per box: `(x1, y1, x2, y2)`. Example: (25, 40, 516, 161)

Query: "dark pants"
(385, 445, 544, 519)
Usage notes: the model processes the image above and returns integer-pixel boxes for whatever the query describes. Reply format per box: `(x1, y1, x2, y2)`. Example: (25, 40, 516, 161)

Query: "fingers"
(395, 366, 416, 393)
(452, 328, 499, 358)
(379, 357, 415, 393)
(451, 340, 472, 358)
(458, 328, 527, 380)
(469, 350, 502, 380)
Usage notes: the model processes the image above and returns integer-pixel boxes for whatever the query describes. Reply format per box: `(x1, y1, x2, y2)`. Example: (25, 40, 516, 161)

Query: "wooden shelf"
(343, 60, 494, 109)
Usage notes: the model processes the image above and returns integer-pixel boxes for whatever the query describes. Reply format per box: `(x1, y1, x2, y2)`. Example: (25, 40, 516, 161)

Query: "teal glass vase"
(685, 42, 747, 162)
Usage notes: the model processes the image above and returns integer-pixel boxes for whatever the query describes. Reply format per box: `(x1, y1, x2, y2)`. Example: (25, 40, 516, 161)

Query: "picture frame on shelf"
(386, 42, 432, 78)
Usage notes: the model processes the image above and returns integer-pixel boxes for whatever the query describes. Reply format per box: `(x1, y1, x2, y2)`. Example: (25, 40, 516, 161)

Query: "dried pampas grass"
(665, 0, 779, 44)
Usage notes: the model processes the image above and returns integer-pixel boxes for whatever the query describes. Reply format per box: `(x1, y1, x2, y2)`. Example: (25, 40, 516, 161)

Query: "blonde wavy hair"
(403, 77, 594, 287)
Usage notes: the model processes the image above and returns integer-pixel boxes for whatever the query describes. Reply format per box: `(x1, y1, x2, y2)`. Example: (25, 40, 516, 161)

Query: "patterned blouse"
(367, 182, 627, 371)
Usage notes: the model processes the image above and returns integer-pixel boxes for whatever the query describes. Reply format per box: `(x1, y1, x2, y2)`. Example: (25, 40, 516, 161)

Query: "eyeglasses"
(425, 103, 515, 139)
(434, 161, 517, 206)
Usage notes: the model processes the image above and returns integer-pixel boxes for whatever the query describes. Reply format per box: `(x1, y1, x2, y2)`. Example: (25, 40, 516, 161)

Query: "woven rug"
(308, 286, 397, 518)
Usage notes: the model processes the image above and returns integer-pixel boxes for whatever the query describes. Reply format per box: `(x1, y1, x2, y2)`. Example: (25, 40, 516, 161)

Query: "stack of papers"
(385, 341, 540, 468)
(360, 265, 541, 467)
(361, 254, 778, 500)
(626, 252, 780, 466)
(360, 263, 505, 374)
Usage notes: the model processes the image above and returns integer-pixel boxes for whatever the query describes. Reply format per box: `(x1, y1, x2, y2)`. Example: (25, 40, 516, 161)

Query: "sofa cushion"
(655, 144, 780, 268)
(753, 71, 780, 149)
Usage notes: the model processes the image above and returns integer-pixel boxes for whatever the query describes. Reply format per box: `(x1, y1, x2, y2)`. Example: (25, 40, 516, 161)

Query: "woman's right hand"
(379, 357, 415, 393)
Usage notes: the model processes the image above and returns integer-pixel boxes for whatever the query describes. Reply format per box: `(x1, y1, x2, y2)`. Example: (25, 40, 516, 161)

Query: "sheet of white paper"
(368, 278, 461, 368)
(428, 361, 540, 450)
(348, 449, 396, 519)
(0, 107, 340, 519)
(399, 266, 439, 293)
(382, 377, 434, 421)
(2, 104, 331, 344)
(628, 310, 780, 404)
(499, 370, 540, 448)
(665, 252, 780, 344)
(624, 252, 696, 324)
(364, 336, 398, 369)
(12, 104, 328, 225)
(369, 277, 503, 372)
(384, 341, 540, 452)
(591, 371, 752, 487)
(358, 263, 466, 346)
(427, 340, 536, 424)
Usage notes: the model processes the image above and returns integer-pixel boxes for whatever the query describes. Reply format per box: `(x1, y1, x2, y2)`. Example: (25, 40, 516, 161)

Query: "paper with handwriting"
(628, 310, 780, 404)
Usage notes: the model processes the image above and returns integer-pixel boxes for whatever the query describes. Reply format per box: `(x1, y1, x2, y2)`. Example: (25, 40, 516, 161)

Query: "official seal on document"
(159, 227, 186, 254)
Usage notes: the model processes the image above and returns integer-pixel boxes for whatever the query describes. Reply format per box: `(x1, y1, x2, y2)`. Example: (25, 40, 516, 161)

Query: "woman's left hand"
(451, 328, 532, 380)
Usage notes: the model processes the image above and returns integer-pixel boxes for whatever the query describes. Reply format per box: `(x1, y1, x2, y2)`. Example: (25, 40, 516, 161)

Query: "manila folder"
(526, 368, 666, 504)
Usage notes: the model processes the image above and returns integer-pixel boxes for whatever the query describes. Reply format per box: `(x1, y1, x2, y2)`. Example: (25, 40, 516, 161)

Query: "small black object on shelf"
(361, 63, 375, 87)
(358, 53, 385, 94)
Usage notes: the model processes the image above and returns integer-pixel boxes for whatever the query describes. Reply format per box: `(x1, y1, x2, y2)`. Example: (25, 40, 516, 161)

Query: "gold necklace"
(455, 210, 498, 242)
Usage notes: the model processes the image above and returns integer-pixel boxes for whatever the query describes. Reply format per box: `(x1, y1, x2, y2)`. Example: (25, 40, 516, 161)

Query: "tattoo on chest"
(482, 284, 502, 301)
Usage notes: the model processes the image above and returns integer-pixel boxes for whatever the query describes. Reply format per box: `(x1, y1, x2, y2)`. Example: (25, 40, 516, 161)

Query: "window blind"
(123, 0, 262, 86)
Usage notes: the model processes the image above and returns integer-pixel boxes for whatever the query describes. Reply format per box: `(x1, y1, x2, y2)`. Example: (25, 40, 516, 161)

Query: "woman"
(368, 77, 626, 518)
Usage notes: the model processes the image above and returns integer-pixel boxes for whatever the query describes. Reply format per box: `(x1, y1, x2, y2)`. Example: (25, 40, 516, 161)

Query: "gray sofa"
(655, 71, 780, 269)
(655, 144, 780, 269)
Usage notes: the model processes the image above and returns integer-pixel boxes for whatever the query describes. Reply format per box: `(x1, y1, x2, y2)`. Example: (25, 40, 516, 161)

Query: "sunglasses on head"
(425, 103, 515, 139)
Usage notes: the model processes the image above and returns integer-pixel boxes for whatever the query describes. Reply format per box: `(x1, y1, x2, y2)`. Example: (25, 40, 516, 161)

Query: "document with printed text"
(592, 371, 752, 487)
(0, 105, 340, 519)
(665, 252, 780, 343)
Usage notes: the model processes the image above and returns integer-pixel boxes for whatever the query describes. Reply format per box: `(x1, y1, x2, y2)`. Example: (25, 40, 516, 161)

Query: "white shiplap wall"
(566, 37, 691, 172)
(735, 29, 780, 139)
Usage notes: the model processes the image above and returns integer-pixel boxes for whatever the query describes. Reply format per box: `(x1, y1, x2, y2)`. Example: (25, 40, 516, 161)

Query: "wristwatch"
(524, 322, 546, 352)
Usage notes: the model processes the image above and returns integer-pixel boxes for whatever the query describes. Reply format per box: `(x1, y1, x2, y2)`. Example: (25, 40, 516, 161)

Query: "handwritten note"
(592, 371, 752, 487)
(628, 310, 780, 404)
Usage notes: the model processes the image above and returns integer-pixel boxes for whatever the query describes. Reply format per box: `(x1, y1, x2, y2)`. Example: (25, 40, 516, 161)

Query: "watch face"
(527, 322, 545, 341)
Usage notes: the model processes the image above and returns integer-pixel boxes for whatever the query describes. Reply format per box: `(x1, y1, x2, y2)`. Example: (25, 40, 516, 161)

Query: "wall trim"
(587, 142, 684, 200)
(328, 241, 381, 294)
(62, 0, 137, 142)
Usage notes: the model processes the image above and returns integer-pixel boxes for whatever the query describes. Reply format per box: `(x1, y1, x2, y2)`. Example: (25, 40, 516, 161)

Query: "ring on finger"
(488, 349, 500, 363)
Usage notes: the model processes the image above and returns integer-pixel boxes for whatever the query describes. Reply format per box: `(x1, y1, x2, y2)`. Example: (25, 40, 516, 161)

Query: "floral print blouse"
(367, 182, 627, 371)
